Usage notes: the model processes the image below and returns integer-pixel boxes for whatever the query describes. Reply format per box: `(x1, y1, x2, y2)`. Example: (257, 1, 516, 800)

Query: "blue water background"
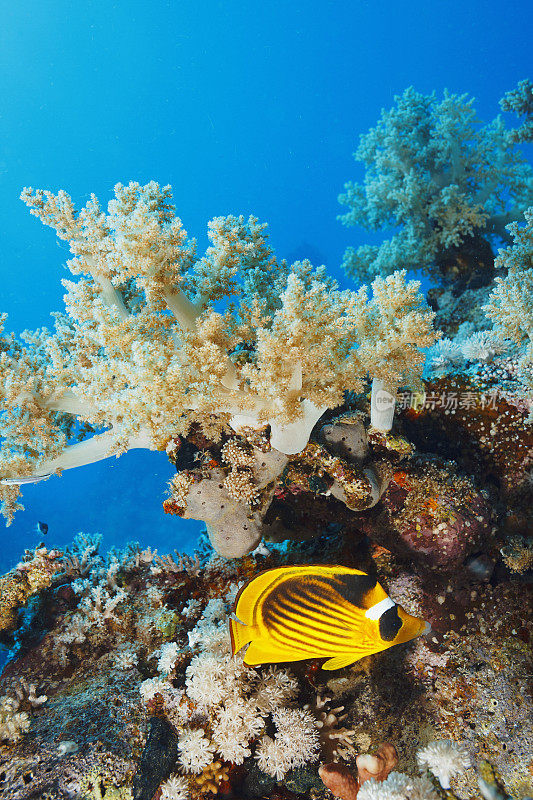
(1, 0, 531, 568)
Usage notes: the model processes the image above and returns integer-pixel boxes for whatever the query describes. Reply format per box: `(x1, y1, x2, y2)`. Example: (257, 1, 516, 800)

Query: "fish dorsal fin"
(233, 566, 298, 625)
(321, 653, 359, 671)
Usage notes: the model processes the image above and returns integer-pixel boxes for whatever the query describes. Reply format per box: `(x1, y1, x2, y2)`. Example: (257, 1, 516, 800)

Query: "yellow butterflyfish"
(229, 564, 430, 670)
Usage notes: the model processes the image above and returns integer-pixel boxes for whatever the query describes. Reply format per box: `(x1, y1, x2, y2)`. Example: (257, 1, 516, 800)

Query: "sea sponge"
(318, 743, 399, 800)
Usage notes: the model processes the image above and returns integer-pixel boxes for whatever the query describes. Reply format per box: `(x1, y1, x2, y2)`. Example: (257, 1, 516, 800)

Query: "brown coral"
(0, 548, 64, 636)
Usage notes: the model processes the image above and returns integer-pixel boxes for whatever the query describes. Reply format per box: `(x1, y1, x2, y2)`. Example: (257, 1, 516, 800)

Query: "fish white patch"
(365, 597, 395, 620)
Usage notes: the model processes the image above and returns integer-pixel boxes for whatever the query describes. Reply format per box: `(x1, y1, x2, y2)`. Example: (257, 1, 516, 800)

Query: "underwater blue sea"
(1, 0, 531, 571)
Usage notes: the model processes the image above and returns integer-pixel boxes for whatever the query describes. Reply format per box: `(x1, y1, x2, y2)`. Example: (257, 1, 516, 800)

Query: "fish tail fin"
(321, 653, 359, 671)
(229, 615, 255, 657)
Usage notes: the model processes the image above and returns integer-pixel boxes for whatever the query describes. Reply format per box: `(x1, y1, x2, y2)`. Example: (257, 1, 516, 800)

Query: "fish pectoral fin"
(229, 617, 255, 656)
(321, 653, 359, 671)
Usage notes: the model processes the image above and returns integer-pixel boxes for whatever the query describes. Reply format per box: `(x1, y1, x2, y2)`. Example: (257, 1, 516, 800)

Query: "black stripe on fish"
(264, 587, 356, 633)
(264, 602, 352, 647)
(267, 573, 376, 613)
(279, 590, 360, 634)
(378, 605, 403, 641)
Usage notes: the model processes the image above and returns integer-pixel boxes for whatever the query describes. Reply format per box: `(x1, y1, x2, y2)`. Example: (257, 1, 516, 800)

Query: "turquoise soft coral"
(338, 84, 533, 289)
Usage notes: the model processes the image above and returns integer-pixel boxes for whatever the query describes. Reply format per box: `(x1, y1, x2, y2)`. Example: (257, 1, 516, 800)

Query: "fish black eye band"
(378, 605, 403, 641)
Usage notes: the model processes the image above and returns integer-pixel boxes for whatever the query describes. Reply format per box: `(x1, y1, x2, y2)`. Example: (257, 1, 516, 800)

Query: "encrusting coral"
(0, 181, 437, 556)
(0, 546, 64, 637)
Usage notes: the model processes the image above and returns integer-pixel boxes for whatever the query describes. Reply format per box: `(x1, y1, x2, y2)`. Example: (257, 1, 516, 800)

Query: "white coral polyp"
(185, 654, 227, 708)
(252, 666, 299, 713)
(416, 740, 471, 789)
(160, 773, 190, 800)
(177, 727, 215, 774)
(358, 772, 440, 800)
(158, 642, 181, 674)
(254, 708, 320, 779)
(461, 331, 505, 363)
(139, 677, 168, 703)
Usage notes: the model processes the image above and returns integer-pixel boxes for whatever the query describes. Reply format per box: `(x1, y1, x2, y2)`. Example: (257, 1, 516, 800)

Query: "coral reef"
(0, 516, 531, 799)
(1, 81, 533, 800)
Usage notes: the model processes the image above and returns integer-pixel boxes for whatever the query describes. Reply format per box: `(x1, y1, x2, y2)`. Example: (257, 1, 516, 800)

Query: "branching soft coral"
(0, 182, 437, 531)
(483, 207, 533, 402)
(500, 78, 533, 144)
(338, 83, 533, 288)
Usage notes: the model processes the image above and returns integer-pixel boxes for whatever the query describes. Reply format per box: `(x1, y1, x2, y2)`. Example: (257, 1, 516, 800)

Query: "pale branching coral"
(0, 695, 30, 743)
(484, 208, 533, 417)
(1, 183, 437, 548)
(9, 679, 47, 709)
(426, 338, 465, 377)
(416, 739, 471, 789)
(212, 694, 265, 763)
(158, 642, 181, 675)
(251, 666, 299, 714)
(460, 331, 506, 363)
(484, 208, 533, 364)
(139, 594, 343, 782)
(339, 86, 533, 286)
(139, 677, 174, 704)
(185, 653, 228, 709)
(0, 546, 64, 635)
(500, 78, 533, 144)
(500, 535, 533, 573)
(304, 695, 356, 761)
(114, 648, 139, 670)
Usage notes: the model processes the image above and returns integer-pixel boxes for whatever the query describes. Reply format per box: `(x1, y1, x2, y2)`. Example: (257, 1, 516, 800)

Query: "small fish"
(230, 564, 430, 670)
(36, 521, 48, 536)
(1, 473, 52, 485)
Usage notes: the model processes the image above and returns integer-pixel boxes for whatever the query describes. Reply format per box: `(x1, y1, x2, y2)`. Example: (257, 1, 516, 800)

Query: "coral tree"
(338, 84, 533, 293)
(0, 182, 437, 555)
